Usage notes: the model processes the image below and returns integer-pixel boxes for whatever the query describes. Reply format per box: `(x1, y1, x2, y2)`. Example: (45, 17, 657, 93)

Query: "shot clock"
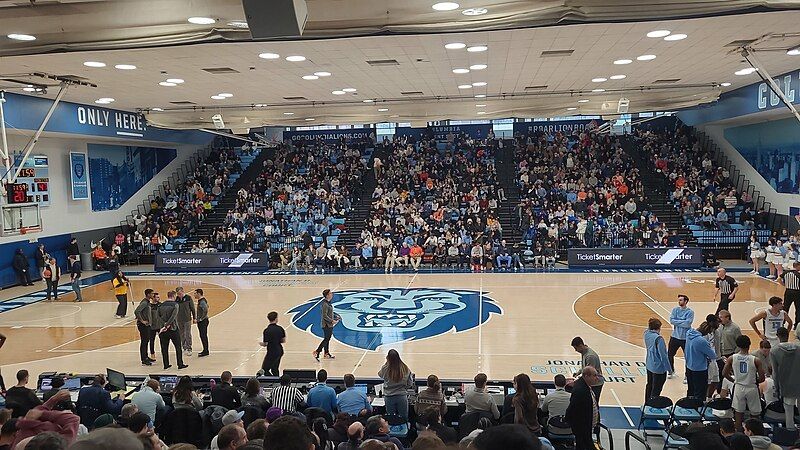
(13, 155, 50, 206)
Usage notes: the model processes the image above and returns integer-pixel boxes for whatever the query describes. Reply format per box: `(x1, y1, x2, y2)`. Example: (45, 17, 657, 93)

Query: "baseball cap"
(92, 413, 115, 429)
(222, 410, 245, 426)
(266, 407, 283, 422)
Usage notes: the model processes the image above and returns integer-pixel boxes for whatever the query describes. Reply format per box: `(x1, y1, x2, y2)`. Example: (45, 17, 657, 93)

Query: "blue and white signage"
(283, 128, 375, 143)
(3, 92, 213, 144)
(513, 119, 599, 135)
(429, 124, 492, 141)
(289, 288, 502, 350)
(69, 152, 89, 200)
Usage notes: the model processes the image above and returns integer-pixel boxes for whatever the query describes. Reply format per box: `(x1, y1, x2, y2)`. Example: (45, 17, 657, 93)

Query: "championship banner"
(568, 248, 703, 268)
(69, 152, 89, 200)
(513, 119, 599, 136)
(154, 252, 270, 272)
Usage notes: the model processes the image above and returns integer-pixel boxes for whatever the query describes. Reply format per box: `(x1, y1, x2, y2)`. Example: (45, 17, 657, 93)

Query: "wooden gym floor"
(0, 271, 790, 406)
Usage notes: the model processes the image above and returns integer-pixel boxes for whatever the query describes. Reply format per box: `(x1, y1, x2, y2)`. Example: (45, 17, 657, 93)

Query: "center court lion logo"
(288, 288, 502, 351)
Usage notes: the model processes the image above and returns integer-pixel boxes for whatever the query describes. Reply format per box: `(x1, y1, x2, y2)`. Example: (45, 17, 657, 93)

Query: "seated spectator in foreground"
(412, 431, 447, 450)
(364, 415, 404, 450)
(210, 411, 245, 449)
(472, 424, 544, 450)
(337, 422, 364, 450)
(337, 374, 372, 416)
(130, 379, 165, 423)
(11, 390, 79, 449)
(241, 377, 269, 411)
(268, 375, 305, 413)
(69, 427, 144, 450)
(744, 419, 781, 450)
(263, 416, 316, 450)
(464, 373, 500, 420)
(421, 409, 457, 445)
(5, 370, 42, 418)
(415, 375, 447, 422)
(307, 369, 338, 414)
(211, 371, 242, 411)
(541, 374, 572, 422)
(216, 423, 247, 450)
(75, 374, 123, 426)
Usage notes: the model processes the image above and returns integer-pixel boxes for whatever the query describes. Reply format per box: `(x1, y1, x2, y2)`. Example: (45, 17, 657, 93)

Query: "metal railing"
(625, 431, 651, 450)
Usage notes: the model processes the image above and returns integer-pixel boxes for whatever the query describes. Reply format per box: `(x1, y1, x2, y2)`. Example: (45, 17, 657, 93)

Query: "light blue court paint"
(288, 288, 502, 351)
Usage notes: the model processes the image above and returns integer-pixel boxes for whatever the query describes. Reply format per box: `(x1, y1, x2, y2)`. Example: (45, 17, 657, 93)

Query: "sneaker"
(324, 354, 335, 359)
(115, 315, 124, 319)
(149, 354, 156, 360)
(141, 361, 153, 366)
(177, 364, 189, 370)
(148, 358, 157, 362)
(164, 364, 172, 370)
(198, 352, 209, 357)
(312, 351, 320, 362)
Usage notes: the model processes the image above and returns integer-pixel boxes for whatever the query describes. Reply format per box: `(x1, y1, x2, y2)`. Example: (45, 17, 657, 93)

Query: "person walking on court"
(134, 289, 156, 366)
(260, 311, 286, 376)
(111, 270, 130, 318)
(148, 292, 162, 361)
(43, 256, 61, 301)
(175, 287, 196, 356)
(313, 289, 340, 361)
(723, 335, 765, 431)
(378, 349, 414, 423)
(668, 294, 694, 380)
(12, 248, 32, 286)
(714, 268, 739, 314)
(194, 289, 209, 357)
(644, 318, 670, 401)
(158, 290, 187, 370)
(571, 336, 604, 401)
(68, 255, 82, 302)
(779, 261, 800, 329)
(749, 296, 793, 348)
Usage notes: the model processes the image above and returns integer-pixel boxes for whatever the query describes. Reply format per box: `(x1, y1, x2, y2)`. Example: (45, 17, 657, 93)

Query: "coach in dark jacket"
(12, 249, 32, 286)
(76, 375, 123, 426)
(566, 367, 601, 450)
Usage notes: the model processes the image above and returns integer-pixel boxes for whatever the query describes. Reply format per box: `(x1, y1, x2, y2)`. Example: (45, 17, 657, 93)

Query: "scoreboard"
(12, 155, 50, 206)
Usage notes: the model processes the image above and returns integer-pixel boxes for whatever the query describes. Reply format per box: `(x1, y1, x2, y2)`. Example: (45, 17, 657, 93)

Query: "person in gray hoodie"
(158, 290, 187, 371)
(175, 287, 196, 356)
(770, 327, 800, 430)
(644, 318, 670, 402)
(744, 418, 781, 450)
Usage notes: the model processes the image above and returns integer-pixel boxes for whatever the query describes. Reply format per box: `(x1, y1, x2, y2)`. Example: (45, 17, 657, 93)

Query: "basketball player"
(722, 335, 765, 431)
(259, 311, 286, 376)
(749, 296, 793, 348)
(779, 261, 800, 329)
(312, 289, 340, 361)
(134, 289, 156, 366)
(714, 268, 739, 314)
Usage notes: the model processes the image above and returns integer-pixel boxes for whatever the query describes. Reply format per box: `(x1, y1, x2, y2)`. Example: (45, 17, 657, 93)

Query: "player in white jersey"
(723, 334, 765, 431)
(749, 296, 794, 347)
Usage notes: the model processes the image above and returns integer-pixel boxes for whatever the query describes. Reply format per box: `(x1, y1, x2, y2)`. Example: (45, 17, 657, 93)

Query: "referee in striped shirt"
(267, 374, 305, 413)
(714, 268, 739, 314)
(780, 261, 800, 329)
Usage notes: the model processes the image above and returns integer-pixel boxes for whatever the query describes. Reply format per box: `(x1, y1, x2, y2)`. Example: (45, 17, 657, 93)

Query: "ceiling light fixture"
(342, 88, 357, 92)
(610, 74, 626, 80)
(159, 82, 177, 87)
(613, 59, 632, 65)
(458, 84, 472, 89)
(453, 68, 470, 74)
(474, 94, 486, 98)
(467, 45, 488, 52)
(378, 108, 389, 112)
(227, 20, 249, 28)
(114, 64, 137, 70)
(218, 93, 233, 98)
(720, 82, 732, 87)
(470, 64, 487, 70)
(152, 107, 164, 111)
(735, 67, 757, 76)
(462, 7, 488, 15)
(637, 54, 657, 61)
(314, 71, 331, 77)
(96, 98, 115, 103)
(432, 2, 460, 11)
(259, 52, 280, 59)
(254, 104, 267, 107)
(578, 99, 590, 103)
(664, 33, 687, 41)
(165, 78, 184, 84)
(476, 104, 486, 107)
(7, 33, 36, 41)
(188, 17, 216, 25)
(83, 61, 106, 68)
(566, 107, 577, 111)
(211, 95, 225, 99)
(477, 111, 487, 115)
(302, 75, 319, 80)
(445, 42, 466, 50)
(305, 118, 315, 121)
(283, 112, 294, 115)
(592, 88, 605, 92)
(22, 87, 36, 92)
(472, 82, 487, 87)
(362, 99, 374, 103)
(788, 48, 800, 56)
(331, 90, 346, 95)
(285, 55, 306, 62)
(591, 77, 607, 82)
(647, 30, 671, 38)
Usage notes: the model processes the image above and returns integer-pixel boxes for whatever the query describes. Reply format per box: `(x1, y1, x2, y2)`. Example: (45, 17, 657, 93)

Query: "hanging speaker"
(617, 98, 630, 114)
(242, 0, 308, 39)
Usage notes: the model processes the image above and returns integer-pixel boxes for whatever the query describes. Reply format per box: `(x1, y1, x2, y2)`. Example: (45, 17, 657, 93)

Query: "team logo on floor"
(288, 288, 502, 350)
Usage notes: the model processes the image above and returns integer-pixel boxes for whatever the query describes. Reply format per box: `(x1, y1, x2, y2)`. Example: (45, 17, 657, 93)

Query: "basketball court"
(0, 270, 782, 407)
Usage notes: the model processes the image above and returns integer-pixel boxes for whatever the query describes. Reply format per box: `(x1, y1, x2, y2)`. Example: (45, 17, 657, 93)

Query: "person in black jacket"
(4, 369, 41, 418)
(75, 374, 123, 426)
(34, 244, 47, 276)
(566, 367, 601, 450)
(69, 255, 82, 302)
(12, 249, 32, 286)
(211, 371, 242, 411)
(158, 291, 187, 371)
(66, 238, 80, 259)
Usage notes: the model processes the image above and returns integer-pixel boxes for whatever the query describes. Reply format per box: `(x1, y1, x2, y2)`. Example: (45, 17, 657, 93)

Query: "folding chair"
(547, 415, 575, 448)
(638, 396, 673, 440)
(663, 397, 704, 450)
(702, 397, 732, 422)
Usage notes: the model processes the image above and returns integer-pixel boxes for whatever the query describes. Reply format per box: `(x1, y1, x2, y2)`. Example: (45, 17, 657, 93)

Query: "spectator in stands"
(211, 371, 242, 411)
(70, 427, 144, 450)
(464, 373, 500, 420)
(541, 374, 571, 420)
(472, 424, 543, 450)
(130, 379, 165, 423)
(262, 416, 316, 450)
(76, 374, 123, 426)
(0, 418, 17, 449)
(511, 373, 541, 436)
(337, 374, 372, 417)
(4, 370, 41, 418)
(378, 349, 413, 423)
(644, 318, 670, 401)
(172, 375, 203, 410)
(416, 375, 446, 424)
(268, 374, 305, 413)
(744, 419, 781, 450)
(364, 415, 404, 450)
(307, 369, 338, 414)
(215, 422, 247, 450)
(11, 390, 78, 449)
(241, 378, 269, 411)
(421, 409, 457, 445)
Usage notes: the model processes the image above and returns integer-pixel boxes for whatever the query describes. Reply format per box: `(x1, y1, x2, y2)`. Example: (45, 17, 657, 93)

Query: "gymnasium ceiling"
(1, 0, 800, 129)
